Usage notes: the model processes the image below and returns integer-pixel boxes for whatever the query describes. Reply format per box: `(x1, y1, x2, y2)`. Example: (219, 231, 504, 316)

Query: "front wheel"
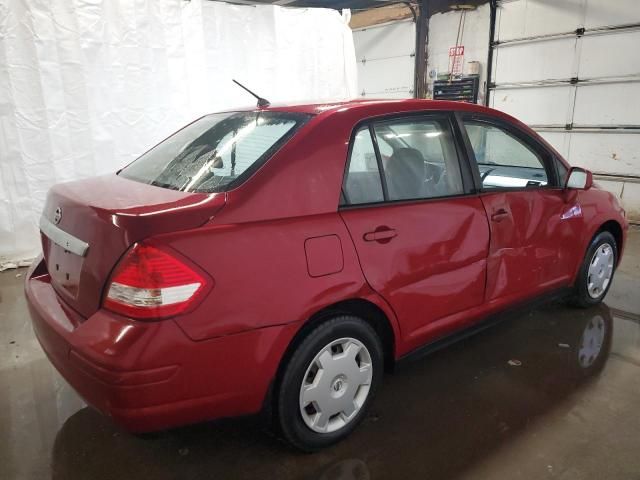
(276, 316, 383, 451)
(570, 231, 617, 308)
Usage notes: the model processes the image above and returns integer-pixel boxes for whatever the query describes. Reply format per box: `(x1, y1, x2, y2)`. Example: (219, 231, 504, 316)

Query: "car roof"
(212, 98, 532, 146)
(262, 98, 498, 116)
(260, 98, 564, 168)
(218, 98, 498, 116)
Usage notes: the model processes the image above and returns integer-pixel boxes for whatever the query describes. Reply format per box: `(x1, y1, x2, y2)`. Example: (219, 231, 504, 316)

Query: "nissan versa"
(25, 99, 628, 451)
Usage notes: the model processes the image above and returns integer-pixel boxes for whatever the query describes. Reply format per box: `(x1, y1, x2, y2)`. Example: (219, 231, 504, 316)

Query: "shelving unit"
(433, 76, 480, 103)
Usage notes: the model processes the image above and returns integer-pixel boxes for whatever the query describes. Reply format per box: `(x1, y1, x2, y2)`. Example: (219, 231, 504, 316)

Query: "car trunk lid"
(40, 174, 225, 318)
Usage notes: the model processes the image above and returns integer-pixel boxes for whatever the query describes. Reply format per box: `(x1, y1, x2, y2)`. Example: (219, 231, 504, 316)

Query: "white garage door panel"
(537, 130, 640, 177)
(579, 31, 640, 78)
(620, 183, 640, 219)
(493, 38, 576, 83)
(353, 20, 415, 99)
(357, 55, 414, 98)
(538, 131, 571, 158)
(594, 179, 625, 197)
(492, 0, 640, 221)
(573, 83, 640, 125)
(496, 0, 585, 41)
(568, 133, 640, 176)
(353, 21, 415, 61)
(492, 86, 571, 125)
(584, 0, 640, 27)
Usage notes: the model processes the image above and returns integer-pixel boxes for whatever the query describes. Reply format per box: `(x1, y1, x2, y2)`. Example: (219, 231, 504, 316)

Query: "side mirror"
(565, 167, 593, 190)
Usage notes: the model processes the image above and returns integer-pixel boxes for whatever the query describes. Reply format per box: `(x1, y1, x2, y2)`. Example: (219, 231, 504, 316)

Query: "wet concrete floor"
(1, 228, 639, 479)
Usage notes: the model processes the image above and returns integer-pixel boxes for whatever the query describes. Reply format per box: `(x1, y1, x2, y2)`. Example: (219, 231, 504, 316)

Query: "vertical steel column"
(414, 1, 429, 98)
(485, 0, 497, 106)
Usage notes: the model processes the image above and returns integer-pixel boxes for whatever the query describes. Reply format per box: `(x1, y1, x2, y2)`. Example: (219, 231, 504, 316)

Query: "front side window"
(464, 120, 550, 189)
(374, 117, 464, 201)
(119, 111, 311, 193)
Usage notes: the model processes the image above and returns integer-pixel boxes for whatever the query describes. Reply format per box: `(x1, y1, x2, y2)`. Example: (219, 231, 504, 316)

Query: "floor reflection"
(3, 252, 640, 480)
(38, 302, 640, 480)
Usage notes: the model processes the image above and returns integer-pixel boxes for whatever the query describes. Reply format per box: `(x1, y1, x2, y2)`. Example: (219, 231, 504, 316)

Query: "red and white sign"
(448, 45, 465, 76)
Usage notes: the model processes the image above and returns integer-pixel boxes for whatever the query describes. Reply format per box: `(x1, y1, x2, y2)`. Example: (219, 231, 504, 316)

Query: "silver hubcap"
(299, 337, 373, 433)
(587, 243, 614, 298)
(578, 315, 606, 368)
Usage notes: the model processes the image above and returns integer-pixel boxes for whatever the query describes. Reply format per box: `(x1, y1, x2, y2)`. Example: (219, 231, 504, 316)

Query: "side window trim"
(368, 124, 389, 200)
(554, 155, 568, 187)
(450, 111, 480, 194)
(340, 187, 348, 206)
(457, 113, 560, 191)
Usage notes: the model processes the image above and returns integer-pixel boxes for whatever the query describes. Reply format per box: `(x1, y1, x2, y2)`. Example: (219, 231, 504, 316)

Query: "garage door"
(353, 19, 415, 99)
(489, 0, 640, 221)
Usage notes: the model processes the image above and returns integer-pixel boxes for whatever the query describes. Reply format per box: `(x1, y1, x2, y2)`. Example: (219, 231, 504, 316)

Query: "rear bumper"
(24, 259, 298, 432)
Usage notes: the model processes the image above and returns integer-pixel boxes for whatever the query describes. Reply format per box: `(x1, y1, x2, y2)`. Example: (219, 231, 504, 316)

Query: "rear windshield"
(119, 111, 311, 193)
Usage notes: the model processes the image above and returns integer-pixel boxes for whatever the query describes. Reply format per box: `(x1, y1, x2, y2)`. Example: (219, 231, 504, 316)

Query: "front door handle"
(364, 227, 397, 243)
(490, 208, 509, 222)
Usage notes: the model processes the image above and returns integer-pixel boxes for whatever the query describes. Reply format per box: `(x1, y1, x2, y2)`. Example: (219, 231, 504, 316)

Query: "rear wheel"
(276, 316, 383, 451)
(570, 231, 617, 308)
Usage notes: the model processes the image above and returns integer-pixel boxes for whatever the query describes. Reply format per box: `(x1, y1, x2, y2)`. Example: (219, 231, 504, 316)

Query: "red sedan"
(25, 99, 628, 450)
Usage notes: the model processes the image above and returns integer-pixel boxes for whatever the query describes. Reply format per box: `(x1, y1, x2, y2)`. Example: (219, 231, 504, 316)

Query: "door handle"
(490, 208, 509, 222)
(363, 227, 397, 243)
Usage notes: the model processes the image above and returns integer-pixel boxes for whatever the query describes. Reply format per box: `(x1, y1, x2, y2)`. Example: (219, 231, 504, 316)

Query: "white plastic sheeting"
(0, 0, 357, 264)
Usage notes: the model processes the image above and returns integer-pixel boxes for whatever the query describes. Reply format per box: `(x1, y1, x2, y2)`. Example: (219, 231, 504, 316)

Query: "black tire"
(276, 315, 383, 452)
(569, 231, 617, 308)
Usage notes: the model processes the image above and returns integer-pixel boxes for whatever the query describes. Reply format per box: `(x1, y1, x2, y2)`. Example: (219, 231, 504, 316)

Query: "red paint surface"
(26, 99, 628, 432)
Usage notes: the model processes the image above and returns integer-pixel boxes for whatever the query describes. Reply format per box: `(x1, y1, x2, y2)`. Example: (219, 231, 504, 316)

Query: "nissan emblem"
(53, 207, 63, 225)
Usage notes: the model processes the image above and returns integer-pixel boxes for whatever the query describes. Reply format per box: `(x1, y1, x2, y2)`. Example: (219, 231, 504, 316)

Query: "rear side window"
(119, 111, 311, 193)
(343, 127, 384, 205)
(374, 118, 463, 201)
(342, 116, 464, 205)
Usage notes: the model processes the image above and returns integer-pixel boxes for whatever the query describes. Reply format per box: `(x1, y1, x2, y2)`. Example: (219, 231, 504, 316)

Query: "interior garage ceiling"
(220, 0, 488, 16)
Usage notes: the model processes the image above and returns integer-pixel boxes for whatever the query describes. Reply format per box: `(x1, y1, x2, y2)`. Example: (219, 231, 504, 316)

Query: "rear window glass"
(119, 111, 311, 193)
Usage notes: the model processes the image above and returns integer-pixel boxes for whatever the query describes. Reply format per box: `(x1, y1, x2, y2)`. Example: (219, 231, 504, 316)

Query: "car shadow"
(50, 302, 614, 480)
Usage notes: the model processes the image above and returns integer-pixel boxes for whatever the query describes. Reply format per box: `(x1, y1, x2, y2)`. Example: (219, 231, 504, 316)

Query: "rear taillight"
(103, 243, 209, 320)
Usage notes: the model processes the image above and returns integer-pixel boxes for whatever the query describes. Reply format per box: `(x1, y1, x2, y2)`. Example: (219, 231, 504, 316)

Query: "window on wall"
(373, 117, 464, 201)
(464, 120, 550, 189)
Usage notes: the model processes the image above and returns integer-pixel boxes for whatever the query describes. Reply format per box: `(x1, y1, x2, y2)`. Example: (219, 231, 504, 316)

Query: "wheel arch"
(596, 219, 623, 264)
(287, 298, 396, 373)
(572, 217, 625, 282)
(264, 297, 398, 424)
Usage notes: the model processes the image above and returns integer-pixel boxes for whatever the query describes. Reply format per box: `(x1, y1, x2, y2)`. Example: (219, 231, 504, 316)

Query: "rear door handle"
(363, 227, 397, 243)
(490, 208, 509, 222)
